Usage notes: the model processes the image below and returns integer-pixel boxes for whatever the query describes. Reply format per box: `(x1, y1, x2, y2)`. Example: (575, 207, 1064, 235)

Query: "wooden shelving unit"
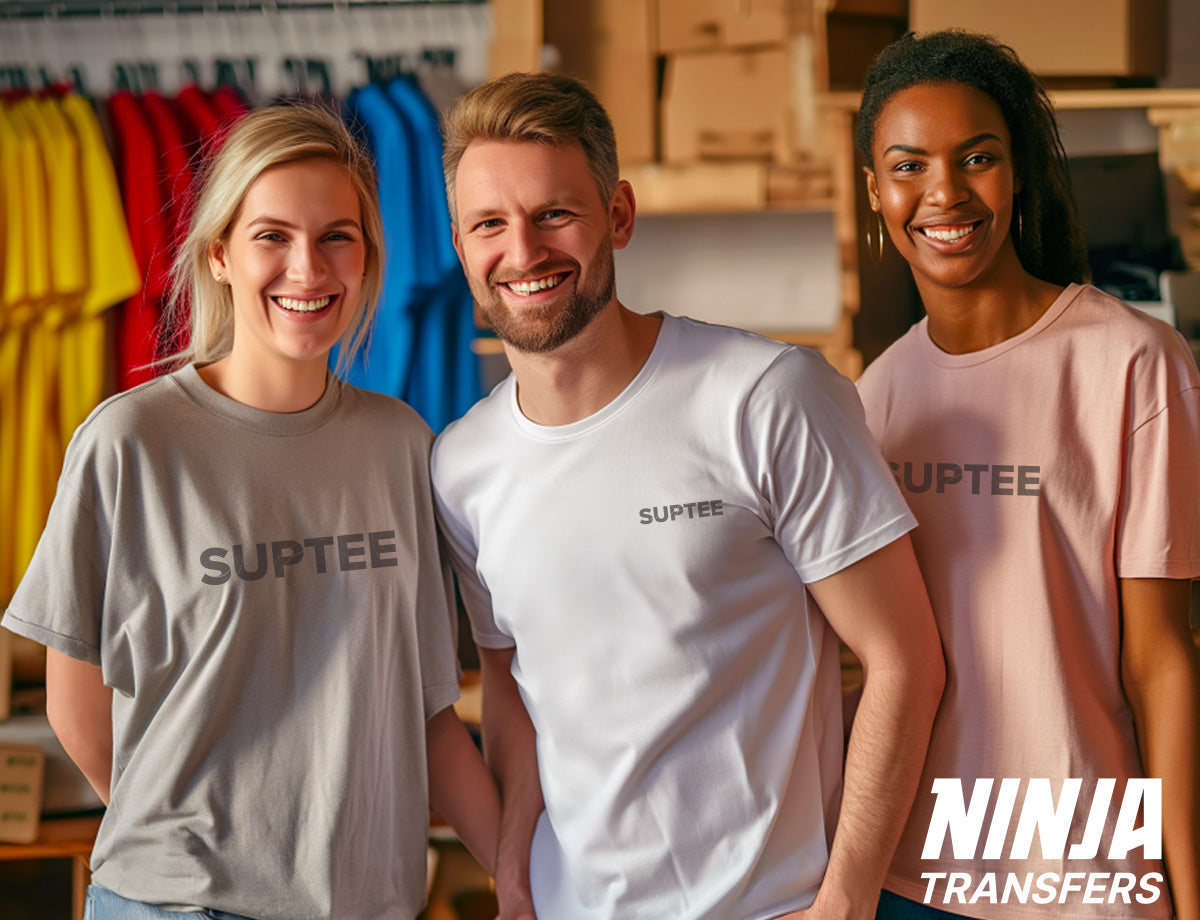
(485, 1, 1200, 377)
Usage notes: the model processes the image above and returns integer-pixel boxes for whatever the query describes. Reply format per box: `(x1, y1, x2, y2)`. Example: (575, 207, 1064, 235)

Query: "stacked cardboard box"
(909, 0, 1166, 81)
(525, 0, 834, 213)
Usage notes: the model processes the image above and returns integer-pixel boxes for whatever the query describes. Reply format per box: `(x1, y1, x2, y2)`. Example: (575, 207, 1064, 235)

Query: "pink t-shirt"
(858, 284, 1200, 920)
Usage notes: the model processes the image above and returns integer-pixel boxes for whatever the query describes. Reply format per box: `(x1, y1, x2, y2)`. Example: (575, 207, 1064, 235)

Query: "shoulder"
(71, 371, 187, 447)
(337, 381, 431, 430)
(857, 322, 926, 395)
(325, 383, 438, 467)
(1060, 283, 1175, 336)
(1057, 284, 1198, 388)
(431, 376, 514, 476)
(663, 314, 842, 392)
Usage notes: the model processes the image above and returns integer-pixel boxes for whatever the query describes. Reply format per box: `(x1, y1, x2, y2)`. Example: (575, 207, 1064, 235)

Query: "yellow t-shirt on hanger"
(0, 104, 27, 600)
(6, 99, 56, 589)
(59, 94, 141, 434)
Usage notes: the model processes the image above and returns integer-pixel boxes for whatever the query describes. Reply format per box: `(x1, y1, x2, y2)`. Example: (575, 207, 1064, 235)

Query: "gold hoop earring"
(866, 211, 884, 264)
(1014, 196, 1023, 245)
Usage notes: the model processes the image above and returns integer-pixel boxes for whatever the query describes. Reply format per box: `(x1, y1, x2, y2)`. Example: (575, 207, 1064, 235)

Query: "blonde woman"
(2, 102, 498, 920)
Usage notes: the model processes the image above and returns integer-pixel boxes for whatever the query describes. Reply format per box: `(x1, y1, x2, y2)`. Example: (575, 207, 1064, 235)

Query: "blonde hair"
(442, 71, 618, 223)
(164, 101, 384, 377)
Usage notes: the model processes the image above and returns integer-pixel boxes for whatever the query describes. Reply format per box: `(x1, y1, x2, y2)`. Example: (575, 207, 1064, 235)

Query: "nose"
(507, 219, 550, 270)
(287, 238, 328, 286)
(925, 163, 969, 208)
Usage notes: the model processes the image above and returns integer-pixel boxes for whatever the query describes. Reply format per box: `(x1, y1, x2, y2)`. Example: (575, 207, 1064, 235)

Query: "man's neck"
(504, 302, 663, 427)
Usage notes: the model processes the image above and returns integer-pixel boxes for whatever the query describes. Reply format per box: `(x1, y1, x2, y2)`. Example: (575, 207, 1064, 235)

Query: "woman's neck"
(919, 267, 1065, 355)
(196, 353, 329, 413)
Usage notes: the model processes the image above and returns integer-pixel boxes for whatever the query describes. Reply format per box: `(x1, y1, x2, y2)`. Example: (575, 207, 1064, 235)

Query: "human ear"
(451, 223, 467, 269)
(864, 167, 881, 212)
(610, 179, 636, 251)
(208, 240, 230, 284)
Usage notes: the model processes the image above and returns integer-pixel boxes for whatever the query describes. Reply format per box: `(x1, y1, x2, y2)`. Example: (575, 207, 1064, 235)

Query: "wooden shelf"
(822, 87, 1200, 113)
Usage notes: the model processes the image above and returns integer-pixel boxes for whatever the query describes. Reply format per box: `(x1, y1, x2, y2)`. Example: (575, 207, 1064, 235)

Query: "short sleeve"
(1116, 376, 1200, 579)
(2, 429, 109, 664)
(740, 348, 916, 584)
(431, 484, 514, 651)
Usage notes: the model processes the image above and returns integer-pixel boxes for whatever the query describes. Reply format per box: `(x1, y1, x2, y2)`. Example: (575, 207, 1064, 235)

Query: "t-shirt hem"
(470, 632, 516, 650)
(1115, 557, 1200, 580)
(1, 611, 99, 666)
(423, 680, 461, 720)
(795, 512, 917, 584)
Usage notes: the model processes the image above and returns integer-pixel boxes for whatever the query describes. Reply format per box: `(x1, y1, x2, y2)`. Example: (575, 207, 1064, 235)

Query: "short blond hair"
(442, 72, 619, 223)
(164, 101, 384, 377)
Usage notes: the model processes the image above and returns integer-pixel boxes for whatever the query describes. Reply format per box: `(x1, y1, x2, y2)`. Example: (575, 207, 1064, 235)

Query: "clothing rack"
(1, 0, 484, 18)
(0, 0, 490, 97)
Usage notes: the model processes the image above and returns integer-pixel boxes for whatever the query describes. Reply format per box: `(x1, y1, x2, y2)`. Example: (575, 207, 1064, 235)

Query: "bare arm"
(789, 535, 945, 920)
(426, 705, 502, 876)
(1120, 577, 1200, 920)
(45, 648, 113, 805)
(479, 645, 542, 920)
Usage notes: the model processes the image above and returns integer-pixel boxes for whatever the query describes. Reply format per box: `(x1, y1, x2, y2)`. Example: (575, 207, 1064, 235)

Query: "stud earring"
(866, 211, 884, 264)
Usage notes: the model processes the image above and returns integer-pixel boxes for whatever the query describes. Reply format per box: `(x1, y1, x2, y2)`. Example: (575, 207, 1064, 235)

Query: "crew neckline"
(171, 363, 343, 436)
(918, 283, 1083, 368)
(510, 312, 676, 441)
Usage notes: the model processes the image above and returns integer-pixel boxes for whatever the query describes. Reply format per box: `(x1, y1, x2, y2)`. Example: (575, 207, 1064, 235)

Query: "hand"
(494, 894, 537, 920)
(494, 879, 536, 920)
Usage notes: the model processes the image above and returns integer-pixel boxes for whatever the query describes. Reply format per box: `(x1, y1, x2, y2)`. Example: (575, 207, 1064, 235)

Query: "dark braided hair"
(856, 30, 1090, 286)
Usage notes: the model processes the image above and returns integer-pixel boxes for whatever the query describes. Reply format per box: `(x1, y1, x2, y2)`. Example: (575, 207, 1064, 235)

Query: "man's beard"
(471, 237, 616, 355)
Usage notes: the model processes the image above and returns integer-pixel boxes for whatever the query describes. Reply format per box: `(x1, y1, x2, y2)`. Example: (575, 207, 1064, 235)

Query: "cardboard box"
(623, 161, 769, 213)
(488, 0, 543, 76)
(656, 0, 791, 54)
(661, 48, 794, 163)
(909, 0, 1166, 79)
(0, 743, 44, 844)
(544, 0, 658, 164)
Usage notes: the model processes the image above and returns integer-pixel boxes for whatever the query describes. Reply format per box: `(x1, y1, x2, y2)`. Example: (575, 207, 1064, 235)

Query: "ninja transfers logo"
(920, 778, 1164, 907)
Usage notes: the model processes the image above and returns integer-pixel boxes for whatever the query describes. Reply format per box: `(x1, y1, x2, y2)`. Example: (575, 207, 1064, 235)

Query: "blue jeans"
(83, 885, 256, 920)
(877, 890, 979, 920)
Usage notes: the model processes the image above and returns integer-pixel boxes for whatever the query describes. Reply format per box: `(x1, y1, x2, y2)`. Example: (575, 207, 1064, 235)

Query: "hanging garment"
(58, 93, 141, 435)
(341, 77, 479, 432)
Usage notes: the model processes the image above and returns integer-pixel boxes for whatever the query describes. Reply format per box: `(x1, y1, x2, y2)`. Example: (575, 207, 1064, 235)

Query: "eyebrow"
(461, 195, 592, 226)
(882, 133, 1004, 157)
(245, 216, 362, 231)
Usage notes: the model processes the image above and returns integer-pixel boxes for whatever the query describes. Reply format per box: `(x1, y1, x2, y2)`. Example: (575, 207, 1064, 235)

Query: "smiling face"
(209, 157, 366, 378)
(451, 139, 631, 355)
(866, 81, 1022, 296)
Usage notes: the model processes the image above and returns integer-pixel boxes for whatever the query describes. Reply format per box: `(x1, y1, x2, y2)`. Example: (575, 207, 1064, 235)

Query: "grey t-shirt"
(3, 365, 460, 920)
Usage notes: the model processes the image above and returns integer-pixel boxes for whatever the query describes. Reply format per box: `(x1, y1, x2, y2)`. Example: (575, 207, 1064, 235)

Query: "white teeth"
(506, 274, 564, 296)
(276, 295, 331, 312)
(922, 225, 976, 242)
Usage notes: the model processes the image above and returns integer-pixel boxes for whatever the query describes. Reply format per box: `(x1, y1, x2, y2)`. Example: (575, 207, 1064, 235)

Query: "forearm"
(426, 706, 501, 876)
(802, 536, 944, 919)
(480, 647, 543, 919)
(1120, 578, 1200, 920)
(1134, 664, 1200, 920)
(812, 661, 942, 919)
(45, 649, 113, 805)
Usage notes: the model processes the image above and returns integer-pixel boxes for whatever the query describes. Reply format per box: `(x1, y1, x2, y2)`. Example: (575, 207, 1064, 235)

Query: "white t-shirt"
(433, 314, 915, 920)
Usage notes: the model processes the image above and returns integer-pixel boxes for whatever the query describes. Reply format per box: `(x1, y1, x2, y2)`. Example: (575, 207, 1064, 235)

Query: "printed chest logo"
(639, 499, 725, 525)
(890, 461, 1041, 496)
(199, 530, 399, 585)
